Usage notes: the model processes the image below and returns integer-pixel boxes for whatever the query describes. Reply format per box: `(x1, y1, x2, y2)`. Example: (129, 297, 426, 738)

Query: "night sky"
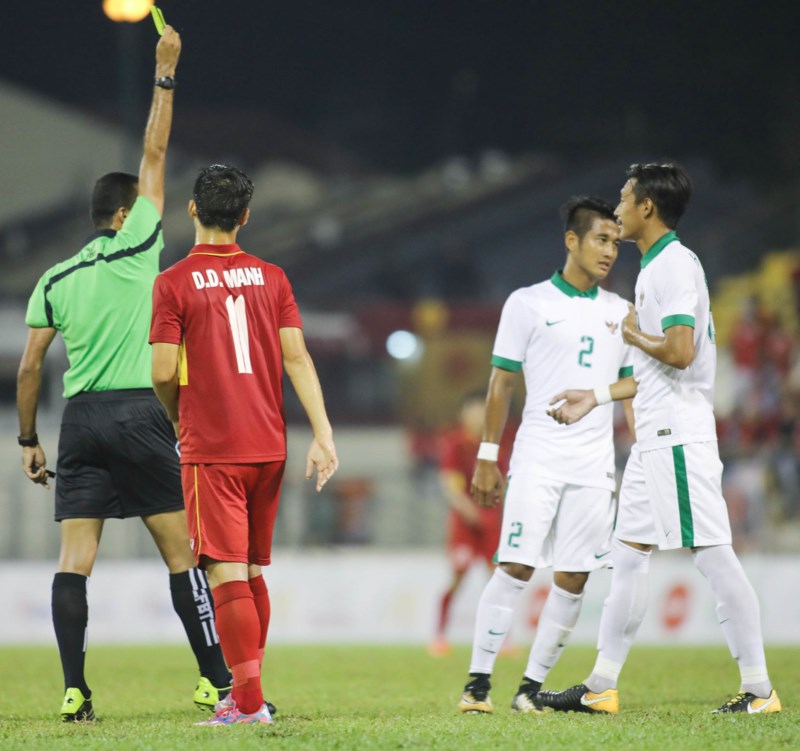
(3, 1, 799, 181)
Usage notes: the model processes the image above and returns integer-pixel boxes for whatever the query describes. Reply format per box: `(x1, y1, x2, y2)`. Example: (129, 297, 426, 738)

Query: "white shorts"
(616, 442, 732, 550)
(496, 471, 615, 572)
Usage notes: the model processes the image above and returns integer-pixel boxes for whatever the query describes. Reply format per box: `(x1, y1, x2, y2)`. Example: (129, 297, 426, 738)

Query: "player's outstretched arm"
(17, 327, 57, 488)
(471, 366, 516, 508)
(547, 376, 638, 426)
(138, 26, 181, 215)
(280, 327, 338, 492)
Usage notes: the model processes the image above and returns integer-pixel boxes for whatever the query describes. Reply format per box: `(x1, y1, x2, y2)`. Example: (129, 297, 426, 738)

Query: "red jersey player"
(150, 164, 338, 726)
(429, 391, 511, 656)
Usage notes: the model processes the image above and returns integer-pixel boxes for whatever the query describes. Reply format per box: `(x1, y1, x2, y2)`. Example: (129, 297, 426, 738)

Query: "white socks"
(468, 567, 527, 674)
(524, 584, 583, 683)
(692, 545, 772, 698)
(585, 539, 651, 692)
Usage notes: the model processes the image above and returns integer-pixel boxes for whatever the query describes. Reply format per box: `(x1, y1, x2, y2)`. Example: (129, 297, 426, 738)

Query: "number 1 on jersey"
(225, 294, 253, 374)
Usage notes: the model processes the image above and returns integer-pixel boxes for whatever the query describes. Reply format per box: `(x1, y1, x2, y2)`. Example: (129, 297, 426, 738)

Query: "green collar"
(550, 270, 598, 299)
(640, 231, 679, 269)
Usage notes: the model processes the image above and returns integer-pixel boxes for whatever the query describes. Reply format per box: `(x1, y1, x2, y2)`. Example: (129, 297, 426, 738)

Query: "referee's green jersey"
(25, 196, 164, 398)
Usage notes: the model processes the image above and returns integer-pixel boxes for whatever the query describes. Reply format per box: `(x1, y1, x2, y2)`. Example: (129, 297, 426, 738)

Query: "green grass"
(1, 644, 798, 750)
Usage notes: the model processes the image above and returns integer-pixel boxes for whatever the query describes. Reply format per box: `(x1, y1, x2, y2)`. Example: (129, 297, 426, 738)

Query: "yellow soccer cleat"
(60, 687, 97, 723)
(538, 684, 619, 714)
(712, 690, 782, 714)
(459, 675, 493, 714)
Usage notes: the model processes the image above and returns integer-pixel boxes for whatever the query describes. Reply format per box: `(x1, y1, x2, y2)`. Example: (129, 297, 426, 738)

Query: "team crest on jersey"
(605, 320, 619, 334)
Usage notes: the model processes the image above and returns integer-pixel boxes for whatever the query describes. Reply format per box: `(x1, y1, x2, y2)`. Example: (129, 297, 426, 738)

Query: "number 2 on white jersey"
(225, 294, 252, 374)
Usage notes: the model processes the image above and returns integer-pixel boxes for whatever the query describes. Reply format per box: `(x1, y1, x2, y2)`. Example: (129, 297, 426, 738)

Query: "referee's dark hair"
(193, 164, 255, 232)
(560, 195, 616, 239)
(626, 162, 692, 229)
(91, 172, 138, 229)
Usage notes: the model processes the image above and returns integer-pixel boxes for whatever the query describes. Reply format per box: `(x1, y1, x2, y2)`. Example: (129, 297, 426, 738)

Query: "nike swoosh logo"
(488, 629, 506, 636)
(546, 319, 565, 326)
(580, 694, 609, 707)
(748, 695, 778, 714)
(594, 552, 610, 559)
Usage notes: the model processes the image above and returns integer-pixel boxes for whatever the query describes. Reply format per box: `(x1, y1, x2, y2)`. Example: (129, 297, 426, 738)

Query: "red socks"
(211, 580, 263, 714)
(248, 575, 271, 664)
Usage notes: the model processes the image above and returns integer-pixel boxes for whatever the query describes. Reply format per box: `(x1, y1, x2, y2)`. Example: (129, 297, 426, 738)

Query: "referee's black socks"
(170, 569, 232, 688)
(52, 573, 91, 697)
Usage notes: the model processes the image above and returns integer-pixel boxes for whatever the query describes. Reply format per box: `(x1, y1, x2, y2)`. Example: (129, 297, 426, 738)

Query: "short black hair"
(91, 172, 138, 228)
(559, 195, 616, 238)
(193, 164, 254, 232)
(626, 162, 692, 229)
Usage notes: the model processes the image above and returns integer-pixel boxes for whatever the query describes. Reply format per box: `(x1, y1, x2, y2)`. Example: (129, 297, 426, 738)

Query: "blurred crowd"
(717, 297, 800, 549)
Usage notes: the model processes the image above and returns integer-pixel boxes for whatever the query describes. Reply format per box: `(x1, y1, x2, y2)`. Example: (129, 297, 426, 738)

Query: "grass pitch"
(1, 644, 798, 750)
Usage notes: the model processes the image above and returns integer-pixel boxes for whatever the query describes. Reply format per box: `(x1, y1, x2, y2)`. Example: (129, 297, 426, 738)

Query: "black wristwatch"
(154, 76, 176, 90)
(18, 434, 39, 447)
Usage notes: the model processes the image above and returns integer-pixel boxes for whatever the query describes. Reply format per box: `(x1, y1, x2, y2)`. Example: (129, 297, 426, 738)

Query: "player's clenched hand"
(622, 302, 639, 345)
(471, 460, 505, 508)
(547, 389, 597, 425)
(306, 434, 339, 492)
(22, 445, 50, 489)
(155, 26, 181, 76)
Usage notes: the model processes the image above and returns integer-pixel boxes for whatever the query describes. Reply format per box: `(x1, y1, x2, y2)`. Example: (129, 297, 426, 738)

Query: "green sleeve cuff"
(662, 314, 695, 330)
(618, 365, 634, 378)
(491, 354, 523, 372)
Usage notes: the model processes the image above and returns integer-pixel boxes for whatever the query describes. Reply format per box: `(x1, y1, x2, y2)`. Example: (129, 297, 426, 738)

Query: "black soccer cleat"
(537, 683, 618, 714)
(511, 679, 544, 713)
(712, 690, 781, 714)
(459, 674, 493, 714)
(60, 687, 97, 722)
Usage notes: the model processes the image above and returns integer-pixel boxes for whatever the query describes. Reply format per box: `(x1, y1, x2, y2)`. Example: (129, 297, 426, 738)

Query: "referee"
(16, 27, 232, 722)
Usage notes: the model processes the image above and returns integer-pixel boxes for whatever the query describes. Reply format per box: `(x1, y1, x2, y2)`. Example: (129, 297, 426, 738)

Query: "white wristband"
(593, 385, 612, 406)
(477, 442, 500, 462)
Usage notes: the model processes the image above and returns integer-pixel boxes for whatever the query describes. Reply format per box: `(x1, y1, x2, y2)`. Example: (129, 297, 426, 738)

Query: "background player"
(458, 196, 634, 715)
(429, 391, 512, 656)
(150, 164, 339, 726)
(16, 28, 233, 722)
(543, 163, 780, 715)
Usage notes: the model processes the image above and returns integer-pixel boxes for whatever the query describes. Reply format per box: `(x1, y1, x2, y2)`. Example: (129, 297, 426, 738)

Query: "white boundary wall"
(1, 551, 798, 645)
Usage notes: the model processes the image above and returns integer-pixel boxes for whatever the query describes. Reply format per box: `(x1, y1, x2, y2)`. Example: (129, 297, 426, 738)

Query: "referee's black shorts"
(55, 389, 184, 521)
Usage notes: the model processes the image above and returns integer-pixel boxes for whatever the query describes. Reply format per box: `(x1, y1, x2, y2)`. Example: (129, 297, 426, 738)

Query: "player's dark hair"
(193, 164, 254, 232)
(91, 172, 138, 229)
(626, 162, 692, 229)
(559, 195, 616, 238)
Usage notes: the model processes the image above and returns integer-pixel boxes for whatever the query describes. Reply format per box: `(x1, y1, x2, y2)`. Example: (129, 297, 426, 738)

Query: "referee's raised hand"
(306, 434, 339, 492)
(155, 25, 181, 75)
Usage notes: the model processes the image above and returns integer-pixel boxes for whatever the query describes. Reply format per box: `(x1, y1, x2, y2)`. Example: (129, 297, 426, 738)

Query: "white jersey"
(632, 232, 718, 451)
(493, 272, 633, 490)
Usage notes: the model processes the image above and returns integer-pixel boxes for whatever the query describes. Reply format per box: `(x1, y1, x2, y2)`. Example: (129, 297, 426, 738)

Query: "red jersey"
(439, 427, 511, 480)
(149, 244, 302, 464)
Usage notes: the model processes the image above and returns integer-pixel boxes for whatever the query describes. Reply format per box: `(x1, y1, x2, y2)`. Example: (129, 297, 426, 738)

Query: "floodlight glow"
(386, 330, 421, 360)
(103, 0, 154, 22)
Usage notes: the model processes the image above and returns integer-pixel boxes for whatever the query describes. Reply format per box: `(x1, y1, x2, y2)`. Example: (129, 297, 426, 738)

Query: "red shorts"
(447, 507, 502, 571)
(181, 461, 285, 566)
